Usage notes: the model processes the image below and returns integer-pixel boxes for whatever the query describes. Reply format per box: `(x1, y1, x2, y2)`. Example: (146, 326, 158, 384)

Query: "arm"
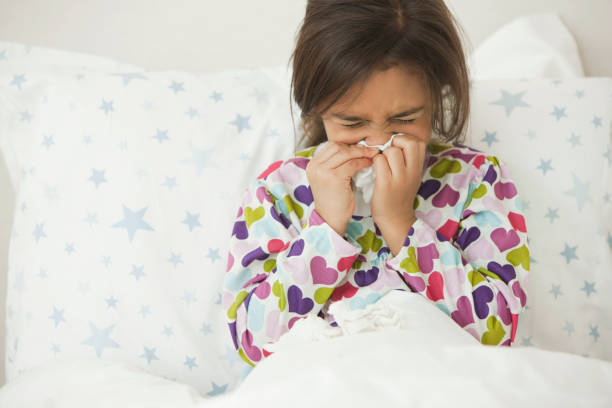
(223, 160, 362, 367)
(386, 156, 529, 345)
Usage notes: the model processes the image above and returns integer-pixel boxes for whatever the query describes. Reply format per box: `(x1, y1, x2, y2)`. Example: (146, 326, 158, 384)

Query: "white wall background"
(1, 0, 611, 388)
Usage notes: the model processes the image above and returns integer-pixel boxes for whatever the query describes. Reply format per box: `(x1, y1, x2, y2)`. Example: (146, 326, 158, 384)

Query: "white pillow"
(0, 40, 296, 395)
(468, 13, 585, 79)
(465, 77, 612, 359)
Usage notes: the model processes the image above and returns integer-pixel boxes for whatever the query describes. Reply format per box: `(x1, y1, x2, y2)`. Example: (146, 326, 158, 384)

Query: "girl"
(223, 0, 529, 368)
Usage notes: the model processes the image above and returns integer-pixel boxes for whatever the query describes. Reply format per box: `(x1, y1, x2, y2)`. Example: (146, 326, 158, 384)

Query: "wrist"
(376, 215, 417, 257)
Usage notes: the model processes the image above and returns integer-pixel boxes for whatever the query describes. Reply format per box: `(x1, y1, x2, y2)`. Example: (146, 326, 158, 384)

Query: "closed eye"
(342, 118, 415, 128)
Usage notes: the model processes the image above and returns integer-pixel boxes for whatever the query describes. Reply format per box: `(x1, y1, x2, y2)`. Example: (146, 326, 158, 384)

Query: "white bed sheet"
(1, 291, 611, 408)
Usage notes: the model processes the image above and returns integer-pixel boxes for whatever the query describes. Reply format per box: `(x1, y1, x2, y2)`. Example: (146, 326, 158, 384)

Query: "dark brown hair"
(289, 0, 472, 149)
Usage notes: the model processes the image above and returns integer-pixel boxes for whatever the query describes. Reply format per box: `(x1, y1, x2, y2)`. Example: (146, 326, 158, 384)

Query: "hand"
(370, 135, 427, 255)
(306, 142, 379, 235)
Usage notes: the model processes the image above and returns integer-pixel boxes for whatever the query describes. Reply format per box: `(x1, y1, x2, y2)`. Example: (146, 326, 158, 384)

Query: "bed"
(0, 1, 611, 406)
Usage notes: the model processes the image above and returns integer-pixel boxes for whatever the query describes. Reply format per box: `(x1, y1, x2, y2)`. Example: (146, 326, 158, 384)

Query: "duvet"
(1, 291, 611, 407)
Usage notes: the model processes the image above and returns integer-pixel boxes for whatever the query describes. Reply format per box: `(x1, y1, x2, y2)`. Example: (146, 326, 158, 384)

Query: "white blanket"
(1, 291, 611, 407)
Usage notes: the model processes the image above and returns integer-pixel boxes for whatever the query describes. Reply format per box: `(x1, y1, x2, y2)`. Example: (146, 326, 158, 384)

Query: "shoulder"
(426, 142, 512, 184)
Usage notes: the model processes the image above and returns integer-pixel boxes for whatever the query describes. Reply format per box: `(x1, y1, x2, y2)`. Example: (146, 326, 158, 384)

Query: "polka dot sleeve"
(386, 156, 530, 346)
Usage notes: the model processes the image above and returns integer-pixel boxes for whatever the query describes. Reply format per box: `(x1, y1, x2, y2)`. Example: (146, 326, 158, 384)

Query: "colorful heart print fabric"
(222, 142, 530, 367)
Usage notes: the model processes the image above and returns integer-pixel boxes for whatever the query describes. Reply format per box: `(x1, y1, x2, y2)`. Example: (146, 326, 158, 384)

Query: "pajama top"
(222, 141, 530, 367)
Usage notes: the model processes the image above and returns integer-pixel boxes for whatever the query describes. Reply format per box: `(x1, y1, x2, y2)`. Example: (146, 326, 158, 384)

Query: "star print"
(489, 89, 531, 116)
(83, 135, 93, 145)
(526, 129, 536, 140)
(575, 90, 584, 98)
(221, 345, 241, 367)
(153, 129, 169, 143)
(75, 73, 85, 80)
(139, 304, 151, 318)
(99, 99, 114, 115)
(184, 356, 198, 370)
(181, 143, 216, 176)
(520, 336, 532, 346)
(210, 91, 223, 102)
(33, 223, 47, 242)
(207, 382, 228, 397)
(589, 324, 600, 342)
(185, 106, 200, 118)
(230, 113, 252, 134)
(65, 242, 76, 255)
(89, 169, 107, 188)
(109, 72, 148, 86)
(567, 133, 581, 147)
(85, 212, 98, 227)
(564, 173, 591, 210)
(162, 326, 174, 337)
(250, 88, 267, 103)
(118, 140, 128, 151)
(42, 135, 54, 150)
(81, 322, 120, 357)
(560, 243, 578, 264)
(139, 346, 159, 364)
(581, 280, 596, 297)
(563, 321, 575, 336)
(168, 80, 185, 94)
(51, 344, 61, 354)
(207, 248, 221, 263)
(592, 116, 602, 128)
(537, 159, 553, 175)
(142, 101, 154, 110)
(105, 296, 118, 308)
(603, 147, 611, 166)
(182, 290, 196, 305)
(545, 208, 559, 223)
(10, 74, 26, 89)
(168, 252, 183, 268)
(44, 185, 59, 201)
(130, 264, 146, 281)
(38, 268, 48, 278)
(112, 204, 155, 242)
(49, 306, 66, 327)
(20, 110, 32, 122)
(162, 176, 178, 190)
(550, 106, 567, 121)
(182, 211, 202, 231)
(200, 323, 213, 335)
(267, 128, 279, 137)
(481, 131, 498, 148)
(102, 255, 112, 267)
(549, 284, 562, 299)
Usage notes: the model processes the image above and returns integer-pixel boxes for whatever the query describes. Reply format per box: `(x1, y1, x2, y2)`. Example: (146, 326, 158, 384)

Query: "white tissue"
(352, 133, 403, 215)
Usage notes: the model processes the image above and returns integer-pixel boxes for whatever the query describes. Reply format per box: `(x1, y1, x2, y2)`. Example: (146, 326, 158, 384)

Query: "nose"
(363, 126, 399, 147)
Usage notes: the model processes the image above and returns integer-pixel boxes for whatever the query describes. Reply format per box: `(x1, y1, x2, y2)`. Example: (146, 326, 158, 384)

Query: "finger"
(314, 142, 342, 164)
(382, 146, 406, 179)
(391, 135, 426, 173)
(372, 154, 390, 184)
(324, 144, 378, 169)
(334, 157, 374, 179)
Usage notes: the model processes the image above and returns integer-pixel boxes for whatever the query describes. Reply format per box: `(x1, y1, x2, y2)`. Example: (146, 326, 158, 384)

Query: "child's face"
(320, 65, 432, 147)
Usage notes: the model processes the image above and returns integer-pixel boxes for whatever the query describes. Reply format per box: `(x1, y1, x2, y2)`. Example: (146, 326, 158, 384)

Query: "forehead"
(328, 65, 429, 117)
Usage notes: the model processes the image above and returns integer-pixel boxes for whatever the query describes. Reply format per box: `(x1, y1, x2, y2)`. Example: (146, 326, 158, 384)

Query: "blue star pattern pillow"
(465, 78, 612, 359)
(0, 41, 296, 396)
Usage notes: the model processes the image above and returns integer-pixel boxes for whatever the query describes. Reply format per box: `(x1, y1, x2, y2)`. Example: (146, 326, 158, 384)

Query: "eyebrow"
(331, 106, 425, 122)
